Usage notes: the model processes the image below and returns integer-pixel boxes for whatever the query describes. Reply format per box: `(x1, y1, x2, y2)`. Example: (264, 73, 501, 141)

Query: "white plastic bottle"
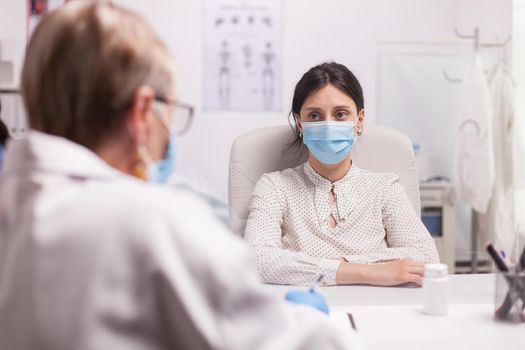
(423, 263, 449, 316)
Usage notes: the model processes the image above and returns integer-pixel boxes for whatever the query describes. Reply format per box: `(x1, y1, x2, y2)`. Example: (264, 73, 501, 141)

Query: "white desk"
(264, 274, 525, 350)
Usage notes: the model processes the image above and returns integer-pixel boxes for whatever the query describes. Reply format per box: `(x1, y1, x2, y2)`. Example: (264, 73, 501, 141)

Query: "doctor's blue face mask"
(302, 121, 355, 165)
(141, 102, 178, 184)
(147, 132, 176, 183)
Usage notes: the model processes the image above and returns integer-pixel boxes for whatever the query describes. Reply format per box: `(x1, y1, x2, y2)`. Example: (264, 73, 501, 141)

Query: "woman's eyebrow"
(303, 106, 323, 112)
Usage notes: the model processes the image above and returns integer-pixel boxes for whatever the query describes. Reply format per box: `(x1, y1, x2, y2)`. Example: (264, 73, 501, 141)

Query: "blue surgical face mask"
(302, 121, 355, 165)
(147, 132, 177, 184)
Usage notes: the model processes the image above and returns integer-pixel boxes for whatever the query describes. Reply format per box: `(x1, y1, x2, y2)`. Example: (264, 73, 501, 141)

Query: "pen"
(487, 243, 525, 319)
(347, 313, 357, 331)
(500, 250, 510, 266)
(486, 243, 509, 272)
(310, 274, 324, 292)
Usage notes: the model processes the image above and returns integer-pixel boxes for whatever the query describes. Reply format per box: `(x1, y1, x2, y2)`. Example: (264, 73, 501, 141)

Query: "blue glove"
(285, 289, 330, 314)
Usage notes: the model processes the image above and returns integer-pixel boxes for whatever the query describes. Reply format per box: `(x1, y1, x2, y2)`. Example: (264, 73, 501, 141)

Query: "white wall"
(0, 0, 26, 88)
(458, 0, 512, 40)
(0, 0, 513, 199)
(0, 0, 25, 44)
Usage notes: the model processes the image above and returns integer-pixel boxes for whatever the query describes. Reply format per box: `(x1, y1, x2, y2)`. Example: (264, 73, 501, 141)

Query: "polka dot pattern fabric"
(244, 161, 440, 286)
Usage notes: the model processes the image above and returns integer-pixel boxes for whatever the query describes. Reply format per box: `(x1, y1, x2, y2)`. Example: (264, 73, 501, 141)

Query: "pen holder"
(494, 271, 525, 323)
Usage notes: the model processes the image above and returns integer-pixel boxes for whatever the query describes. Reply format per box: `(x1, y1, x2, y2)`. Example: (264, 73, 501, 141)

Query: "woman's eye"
(308, 113, 321, 120)
(335, 111, 349, 119)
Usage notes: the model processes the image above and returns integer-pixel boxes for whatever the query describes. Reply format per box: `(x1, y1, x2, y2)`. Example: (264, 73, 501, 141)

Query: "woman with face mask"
(244, 62, 439, 287)
(0, 3, 359, 349)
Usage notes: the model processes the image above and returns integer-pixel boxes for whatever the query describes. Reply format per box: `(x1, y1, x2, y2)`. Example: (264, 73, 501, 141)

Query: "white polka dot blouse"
(244, 161, 440, 286)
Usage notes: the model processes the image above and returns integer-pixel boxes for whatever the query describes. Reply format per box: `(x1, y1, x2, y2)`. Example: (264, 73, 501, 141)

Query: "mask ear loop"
(136, 104, 164, 181)
(151, 102, 176, 169)
(127, 113, 153, 181)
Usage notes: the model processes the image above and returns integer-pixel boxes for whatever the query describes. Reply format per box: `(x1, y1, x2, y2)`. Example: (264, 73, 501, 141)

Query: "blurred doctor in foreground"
(0, 2, 360, 349)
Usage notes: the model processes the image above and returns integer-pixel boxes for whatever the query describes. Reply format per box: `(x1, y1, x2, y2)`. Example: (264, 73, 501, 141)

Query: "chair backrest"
(228, 124, 420, 237)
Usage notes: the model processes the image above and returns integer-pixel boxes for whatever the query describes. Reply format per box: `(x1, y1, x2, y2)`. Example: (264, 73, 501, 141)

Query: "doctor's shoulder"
(123, 181, 254, 275)
(99, 178, 244, 253)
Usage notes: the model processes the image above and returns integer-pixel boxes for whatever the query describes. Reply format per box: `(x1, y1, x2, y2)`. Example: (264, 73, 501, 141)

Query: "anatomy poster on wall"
(27, 0, 65, 39)
(203, 0, 282, 112)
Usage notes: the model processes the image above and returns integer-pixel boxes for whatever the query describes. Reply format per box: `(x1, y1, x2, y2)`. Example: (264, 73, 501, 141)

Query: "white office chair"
(228, 124, 420, 237)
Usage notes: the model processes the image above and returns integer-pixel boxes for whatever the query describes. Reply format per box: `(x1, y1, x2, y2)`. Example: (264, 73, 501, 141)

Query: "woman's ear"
(356, 109, 365, 135)
(126, 86, 155, 145)
(294, 113, 303, 136)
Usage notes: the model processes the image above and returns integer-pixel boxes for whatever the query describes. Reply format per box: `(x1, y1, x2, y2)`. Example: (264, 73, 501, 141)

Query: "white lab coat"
(455, 53, 495, 213)
(0, 131, 359, 350)
(479, 63, 516, 252)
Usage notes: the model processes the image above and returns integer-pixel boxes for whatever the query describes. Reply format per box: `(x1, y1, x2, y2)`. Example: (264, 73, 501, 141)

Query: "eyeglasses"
(154, 95, 194, 136)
